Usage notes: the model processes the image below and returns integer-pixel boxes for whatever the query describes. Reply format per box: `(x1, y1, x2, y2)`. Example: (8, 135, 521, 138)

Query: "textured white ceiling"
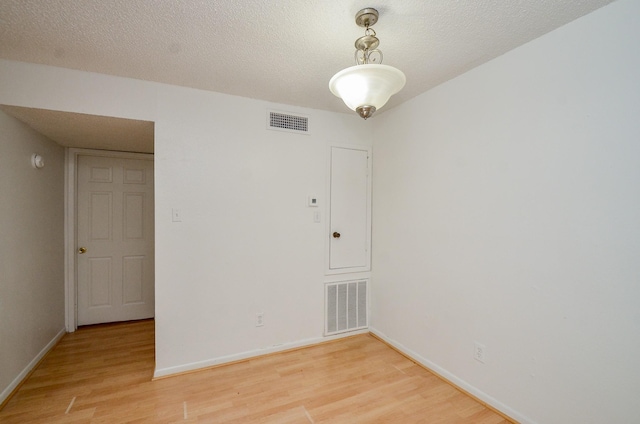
(0, 0, 616, 150)
(0, 105, 154, 153)
(0, 0, 616, 113)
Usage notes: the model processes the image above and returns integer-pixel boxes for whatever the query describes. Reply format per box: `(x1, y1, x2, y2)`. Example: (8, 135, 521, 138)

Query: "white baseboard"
(0, 327, 66, 405)
(153, 328, 369, 379)
(369, 327, 534, 424)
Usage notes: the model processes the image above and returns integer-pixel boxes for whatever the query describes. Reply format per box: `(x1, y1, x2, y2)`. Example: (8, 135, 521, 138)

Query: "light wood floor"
(1, 320, 512, 423)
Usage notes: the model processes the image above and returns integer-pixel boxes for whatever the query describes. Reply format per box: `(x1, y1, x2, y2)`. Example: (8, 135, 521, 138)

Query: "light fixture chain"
(353, 18, 383, 65)
(355, 49, 383, 65)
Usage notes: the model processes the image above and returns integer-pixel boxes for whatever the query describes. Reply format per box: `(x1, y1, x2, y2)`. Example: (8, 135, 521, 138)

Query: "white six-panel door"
(76, 155, 154, 325)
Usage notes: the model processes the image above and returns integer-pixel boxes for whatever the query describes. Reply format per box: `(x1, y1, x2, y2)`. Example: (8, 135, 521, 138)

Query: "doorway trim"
(65, 148, 154, 332)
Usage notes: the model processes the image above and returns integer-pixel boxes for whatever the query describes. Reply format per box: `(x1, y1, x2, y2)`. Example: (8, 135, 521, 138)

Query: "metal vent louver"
(325, 280, 368, 336)
(267, 111, 310, 134)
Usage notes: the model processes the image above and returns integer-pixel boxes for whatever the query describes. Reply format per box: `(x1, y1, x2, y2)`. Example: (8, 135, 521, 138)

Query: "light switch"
(172, 208, 182, 222)
(308, 196, 319, 207)
(313, 210, 321, 223)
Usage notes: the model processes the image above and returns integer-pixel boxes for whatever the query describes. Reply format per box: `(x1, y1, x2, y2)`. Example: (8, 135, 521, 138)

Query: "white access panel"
(328, 146, 371, 273)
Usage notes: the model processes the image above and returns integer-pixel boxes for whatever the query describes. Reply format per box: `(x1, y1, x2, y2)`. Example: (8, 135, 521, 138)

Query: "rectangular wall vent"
(267, 110, 310, 134)
(325, 280, 368, 336)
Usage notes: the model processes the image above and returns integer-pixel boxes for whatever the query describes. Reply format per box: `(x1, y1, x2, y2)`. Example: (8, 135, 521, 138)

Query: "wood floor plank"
(0, 320, 513, 423)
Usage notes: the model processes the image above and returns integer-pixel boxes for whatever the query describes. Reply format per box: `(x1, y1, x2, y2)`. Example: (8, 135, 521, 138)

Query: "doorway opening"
(67, 149, 155, 330)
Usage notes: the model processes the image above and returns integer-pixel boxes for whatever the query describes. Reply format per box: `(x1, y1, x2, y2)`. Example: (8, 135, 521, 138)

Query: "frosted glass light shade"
(329, 64, 406, 114)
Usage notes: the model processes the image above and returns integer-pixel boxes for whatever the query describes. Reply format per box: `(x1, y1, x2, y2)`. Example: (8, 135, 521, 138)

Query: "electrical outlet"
(474, 342, 486, 363)
(256, 313, 264, 327)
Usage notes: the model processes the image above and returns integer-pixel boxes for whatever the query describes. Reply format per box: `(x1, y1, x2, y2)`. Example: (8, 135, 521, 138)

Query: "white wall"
(153, 86, 372, 373)
(370, 1, 640, 423)
(0, 111, 66, 403)
(0, 59, 371, 379)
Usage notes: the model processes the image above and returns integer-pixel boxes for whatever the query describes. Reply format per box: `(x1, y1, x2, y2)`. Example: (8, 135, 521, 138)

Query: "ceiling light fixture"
(329, 8, 406, 120)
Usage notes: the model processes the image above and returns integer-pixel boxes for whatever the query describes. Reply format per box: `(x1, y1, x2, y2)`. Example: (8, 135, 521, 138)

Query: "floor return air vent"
(325, 280, 368, 336)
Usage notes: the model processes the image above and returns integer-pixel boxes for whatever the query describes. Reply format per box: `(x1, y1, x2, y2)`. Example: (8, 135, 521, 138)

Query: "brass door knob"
(332, 232, 341, 239)
(78, 247, 87, 254)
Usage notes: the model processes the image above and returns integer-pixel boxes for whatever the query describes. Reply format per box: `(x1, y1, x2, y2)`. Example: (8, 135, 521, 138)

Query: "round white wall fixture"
(31, 154, 45, 169)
